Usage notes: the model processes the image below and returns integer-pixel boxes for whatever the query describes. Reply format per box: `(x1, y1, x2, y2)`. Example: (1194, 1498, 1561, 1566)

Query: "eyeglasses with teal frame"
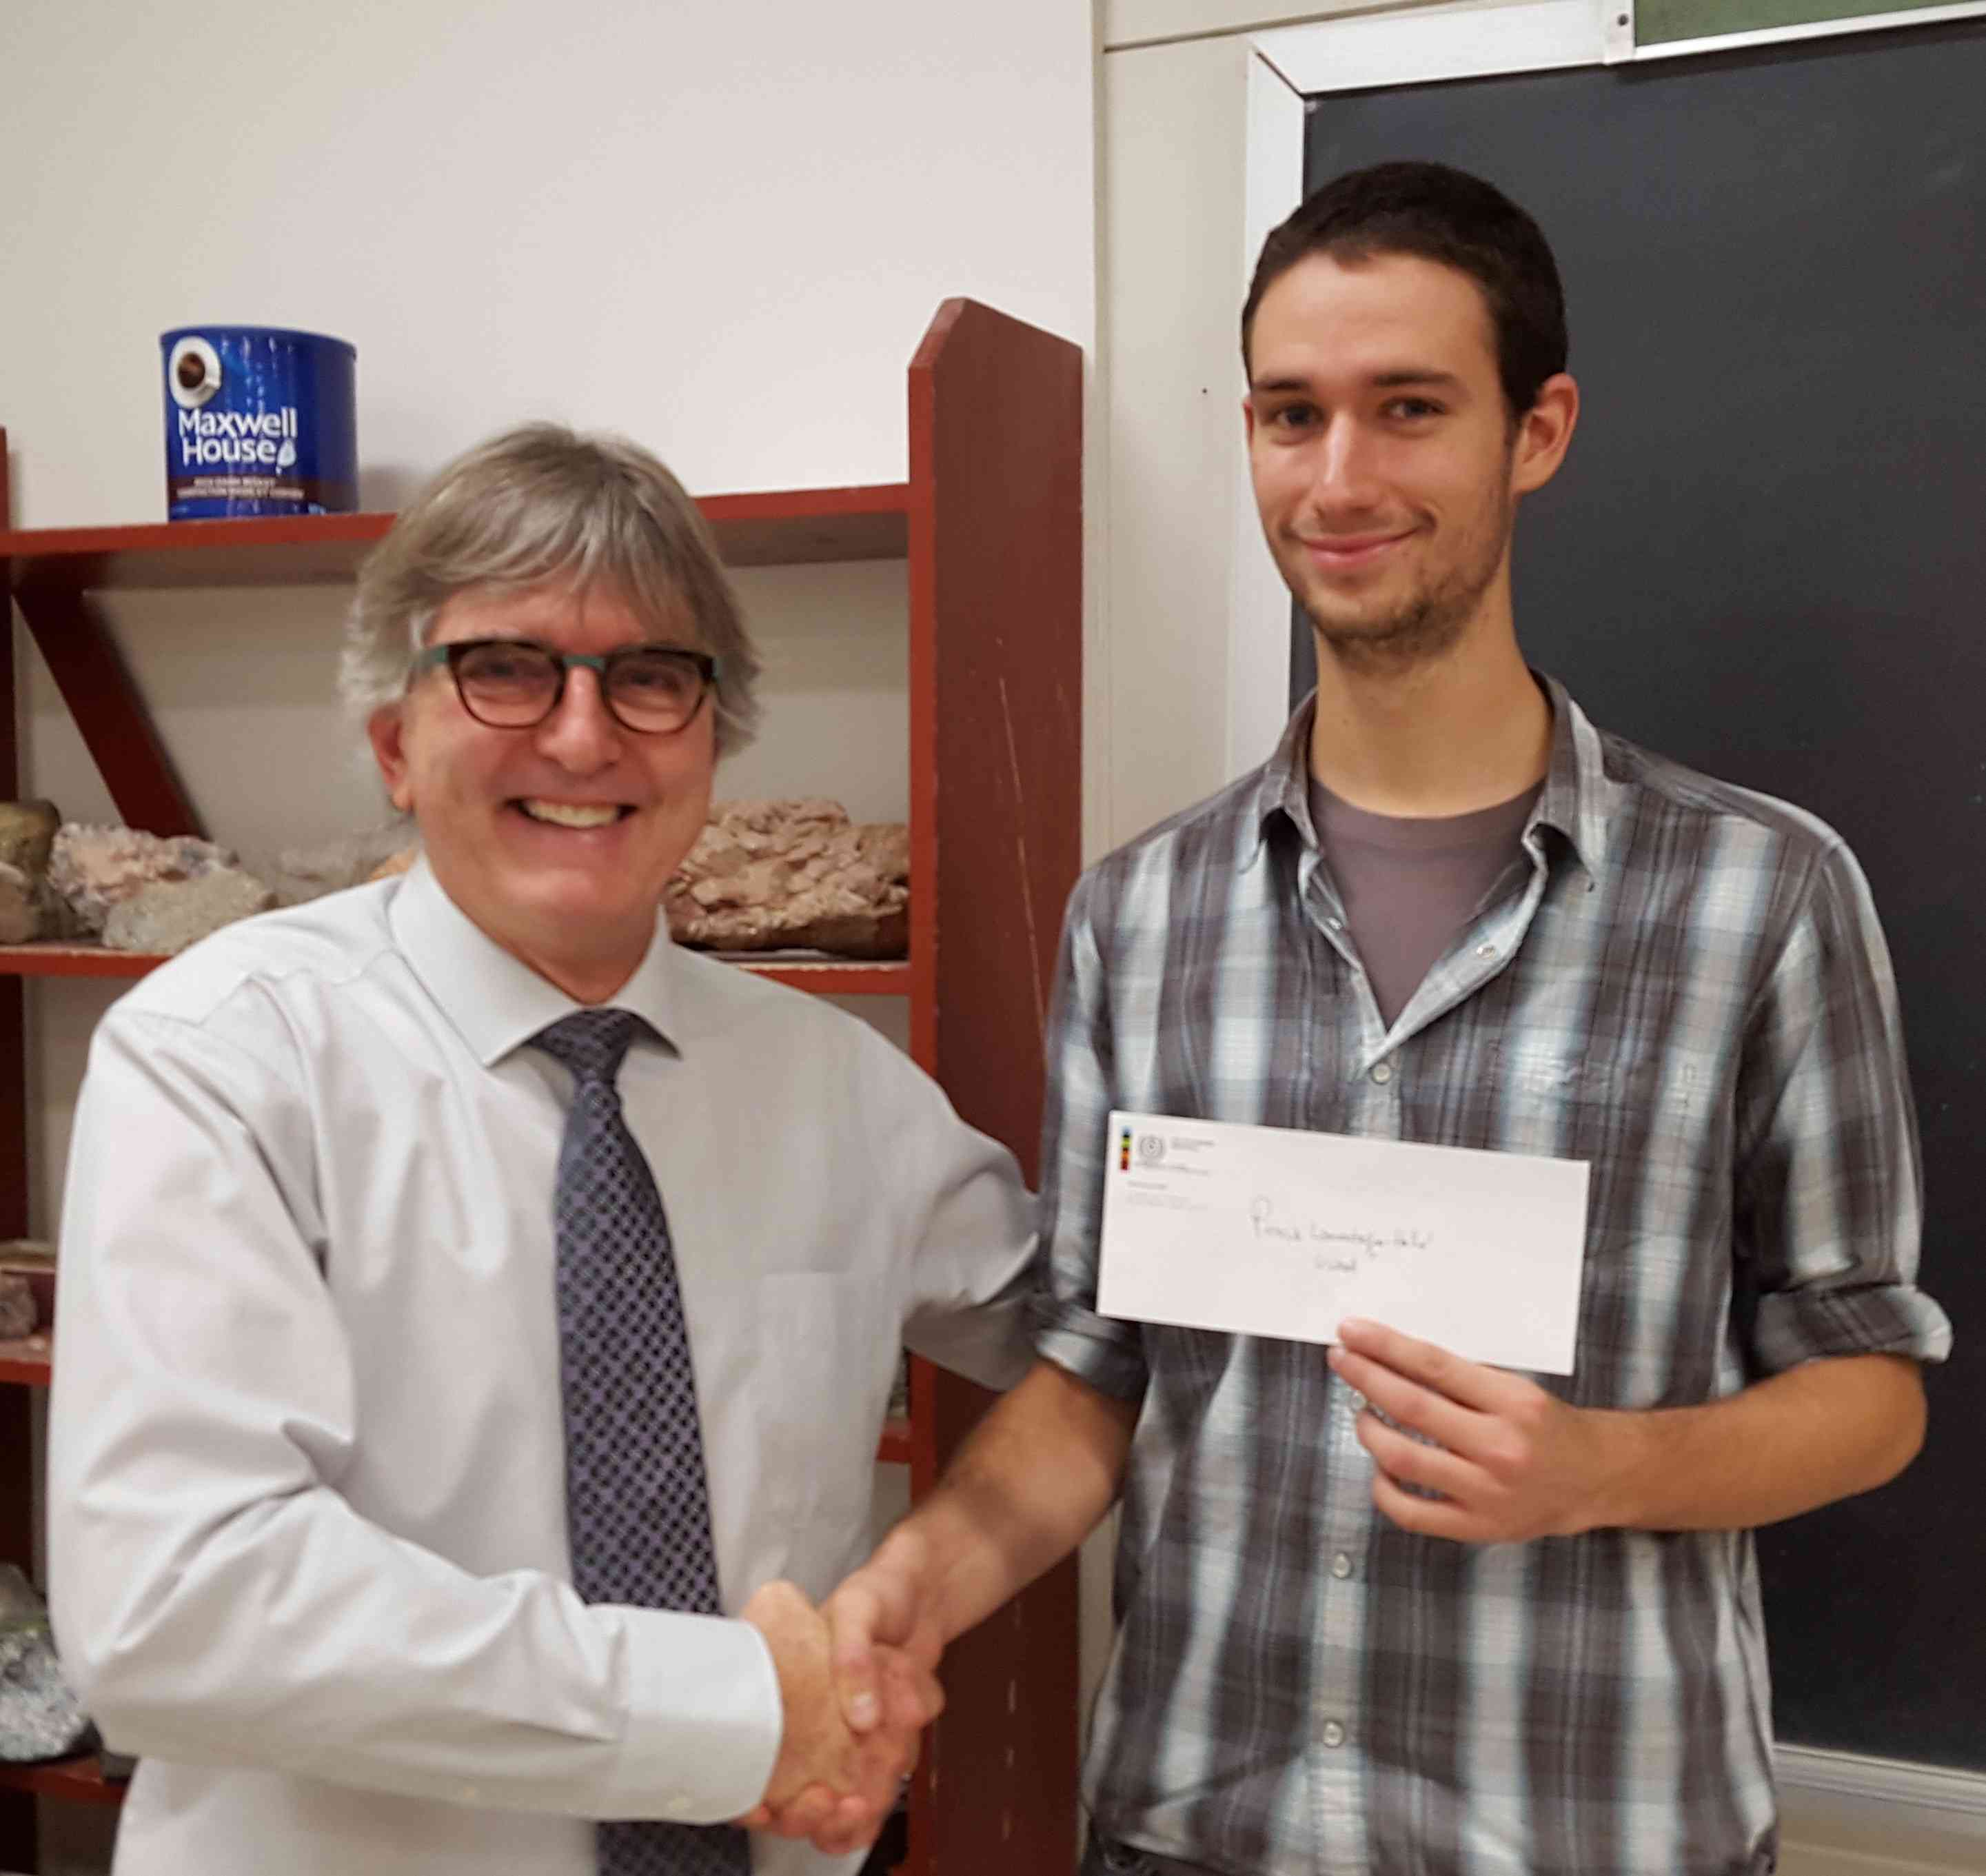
(410, 638, 721, 735)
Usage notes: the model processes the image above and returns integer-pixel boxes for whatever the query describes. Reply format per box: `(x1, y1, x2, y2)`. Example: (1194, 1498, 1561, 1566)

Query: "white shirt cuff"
(596, 1608, 781, 1823)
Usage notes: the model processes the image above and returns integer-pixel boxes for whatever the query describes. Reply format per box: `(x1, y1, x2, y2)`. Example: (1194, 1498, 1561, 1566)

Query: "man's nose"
(1309, 414, 1381, 507)
(536, 668, 622, 767)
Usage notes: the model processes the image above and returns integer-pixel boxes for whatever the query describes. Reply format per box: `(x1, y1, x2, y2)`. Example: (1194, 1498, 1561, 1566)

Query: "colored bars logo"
(1119, 1127, 1132, 1172)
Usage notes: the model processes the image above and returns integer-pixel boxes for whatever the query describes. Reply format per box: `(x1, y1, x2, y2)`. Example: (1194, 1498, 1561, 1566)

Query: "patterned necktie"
(534, 1009, 752, 1876)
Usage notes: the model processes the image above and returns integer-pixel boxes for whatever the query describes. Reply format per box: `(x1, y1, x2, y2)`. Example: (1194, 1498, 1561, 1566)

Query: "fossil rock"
(48, 824, 251, 936)
(102, 869, 277, 956)
(662, 799, 909, 958)
(0, 802, 61, 878)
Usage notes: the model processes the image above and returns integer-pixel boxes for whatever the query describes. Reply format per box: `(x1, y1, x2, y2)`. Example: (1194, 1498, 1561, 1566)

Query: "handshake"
(735, 1530, 940, 1857)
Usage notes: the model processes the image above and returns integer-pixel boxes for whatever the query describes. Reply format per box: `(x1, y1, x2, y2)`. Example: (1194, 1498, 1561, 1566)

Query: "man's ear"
(367, 705, 416, 814)
(1511, 372, 1580, 497)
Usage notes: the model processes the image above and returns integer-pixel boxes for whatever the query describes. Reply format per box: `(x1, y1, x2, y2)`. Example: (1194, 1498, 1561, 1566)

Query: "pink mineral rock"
(48, 824, 254, 936)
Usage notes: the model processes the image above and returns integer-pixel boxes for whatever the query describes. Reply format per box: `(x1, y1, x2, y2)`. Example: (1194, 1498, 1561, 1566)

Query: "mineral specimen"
(48, 824, 250, 936)
(102, 869, 278, 955)
(259, 823, 424, 905)
(662, 799, 909, 957)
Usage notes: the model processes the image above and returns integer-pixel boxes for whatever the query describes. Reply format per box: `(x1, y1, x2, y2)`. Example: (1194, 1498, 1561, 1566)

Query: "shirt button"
(1322, 1720, 1347, 1748)
(1324, 916, 1344, 931)
(1370, 1062, 1393, 1085)
(1475, 941, 1497, 958)
(1330, 1551, 1353, 1580)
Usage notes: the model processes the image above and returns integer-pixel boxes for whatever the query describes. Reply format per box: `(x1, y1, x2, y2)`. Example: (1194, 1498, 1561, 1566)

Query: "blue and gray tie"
(534, 1008, 753, 1876)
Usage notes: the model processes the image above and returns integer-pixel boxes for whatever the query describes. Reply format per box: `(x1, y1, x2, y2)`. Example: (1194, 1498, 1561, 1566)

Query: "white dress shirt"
(48, 861, 1035, 1876)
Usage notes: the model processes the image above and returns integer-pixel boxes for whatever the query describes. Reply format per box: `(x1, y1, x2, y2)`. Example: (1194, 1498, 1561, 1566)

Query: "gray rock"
(256, 822, 419, 905)
(0, 863, 79, 946)
(0, 864, 36, 945)
(102, 869, 276, 956)
(0, 1276, 32, 1341)
(0, 1564, 96, 1764)
(0, 801, 61, 878)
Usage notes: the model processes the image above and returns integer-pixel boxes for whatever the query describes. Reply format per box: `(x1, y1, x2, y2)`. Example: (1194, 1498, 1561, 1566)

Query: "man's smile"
(514, 799, 636, 828)
(1298, 528, 1415, 572)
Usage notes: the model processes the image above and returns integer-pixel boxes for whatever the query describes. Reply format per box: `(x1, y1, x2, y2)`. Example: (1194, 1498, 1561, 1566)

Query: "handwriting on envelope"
(1097, 1110, 1591, 1374)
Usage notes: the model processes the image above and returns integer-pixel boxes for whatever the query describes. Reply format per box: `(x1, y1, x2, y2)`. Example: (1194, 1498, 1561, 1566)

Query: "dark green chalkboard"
(1295, 17, 1985, 1771)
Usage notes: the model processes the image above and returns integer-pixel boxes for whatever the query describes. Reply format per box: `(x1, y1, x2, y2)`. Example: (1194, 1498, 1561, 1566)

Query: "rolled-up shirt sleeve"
(1734, 838, 1952, 1373)
(1029, 875, 1148, 1403)
(891, 1041, 1040, 1393)
(48, 1007, 779, 1824)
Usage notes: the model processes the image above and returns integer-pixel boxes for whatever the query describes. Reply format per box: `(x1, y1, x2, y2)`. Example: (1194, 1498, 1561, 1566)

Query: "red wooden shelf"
(731, 956, 911, 996)
(0, 485, 910, 592)
(875, 1416, 913, 1466)
(0, 1336, 50, 1387)
(0, 1754, 126, 1806)
(0, 945, 154, 980)
(0, 943, 910, 994)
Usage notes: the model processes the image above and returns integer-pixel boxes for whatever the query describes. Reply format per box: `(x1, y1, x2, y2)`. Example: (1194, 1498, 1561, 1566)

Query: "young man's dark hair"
(1241, 159, 1569, 419)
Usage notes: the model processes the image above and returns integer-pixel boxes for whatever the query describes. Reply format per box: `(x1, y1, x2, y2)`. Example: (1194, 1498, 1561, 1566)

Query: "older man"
(48, 424, 1032, 1875)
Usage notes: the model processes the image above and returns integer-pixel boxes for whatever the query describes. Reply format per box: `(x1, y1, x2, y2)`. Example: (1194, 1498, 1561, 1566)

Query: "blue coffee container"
(161, 326, 358, 519)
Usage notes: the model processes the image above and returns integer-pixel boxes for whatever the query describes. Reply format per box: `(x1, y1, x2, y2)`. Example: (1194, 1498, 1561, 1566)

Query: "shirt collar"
(387, 857, 682, 1069)
(1249, 671, 1614, 884)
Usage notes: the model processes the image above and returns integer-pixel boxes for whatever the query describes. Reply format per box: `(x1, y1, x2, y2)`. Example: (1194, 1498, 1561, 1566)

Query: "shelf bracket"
(12, 586, 205, 840)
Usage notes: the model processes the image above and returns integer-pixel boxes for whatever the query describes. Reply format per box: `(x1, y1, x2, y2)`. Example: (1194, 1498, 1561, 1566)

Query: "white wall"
(1, 0, 1092, 521)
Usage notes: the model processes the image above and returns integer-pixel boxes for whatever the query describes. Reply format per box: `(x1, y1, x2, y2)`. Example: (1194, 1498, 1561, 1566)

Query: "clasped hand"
(742, 1532, 943, 1853)
(736, 1575, 940, 1855)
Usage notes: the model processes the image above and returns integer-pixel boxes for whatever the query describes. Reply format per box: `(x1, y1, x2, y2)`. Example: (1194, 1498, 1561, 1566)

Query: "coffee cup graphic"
(167, 335, 222, 410)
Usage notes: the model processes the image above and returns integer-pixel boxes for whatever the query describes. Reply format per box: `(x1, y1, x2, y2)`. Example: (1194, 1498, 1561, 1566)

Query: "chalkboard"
(1295, 19, 1985, 1771)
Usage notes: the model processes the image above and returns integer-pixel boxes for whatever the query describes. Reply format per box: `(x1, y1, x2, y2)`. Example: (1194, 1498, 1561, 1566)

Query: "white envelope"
(1097, 1110, 1591, 1375)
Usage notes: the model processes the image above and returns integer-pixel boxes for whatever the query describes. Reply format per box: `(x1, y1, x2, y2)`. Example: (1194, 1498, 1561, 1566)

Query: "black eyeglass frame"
(409, 638, 722, 734)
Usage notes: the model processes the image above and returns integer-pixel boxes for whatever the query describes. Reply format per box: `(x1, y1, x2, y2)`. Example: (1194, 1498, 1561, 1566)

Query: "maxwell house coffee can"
(160, 326, 358, 519)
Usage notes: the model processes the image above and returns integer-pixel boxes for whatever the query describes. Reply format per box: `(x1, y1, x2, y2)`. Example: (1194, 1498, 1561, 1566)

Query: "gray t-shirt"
(1308, 776, 1541, 1029)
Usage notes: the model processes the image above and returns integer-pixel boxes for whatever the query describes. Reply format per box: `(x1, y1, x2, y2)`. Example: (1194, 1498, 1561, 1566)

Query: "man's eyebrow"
(1370, 367, 1466, 391)
(1250, 367, 1468, 395)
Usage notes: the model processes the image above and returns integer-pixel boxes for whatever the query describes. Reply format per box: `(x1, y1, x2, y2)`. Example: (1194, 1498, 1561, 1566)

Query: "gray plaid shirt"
(1034, 678, 1952, 1876)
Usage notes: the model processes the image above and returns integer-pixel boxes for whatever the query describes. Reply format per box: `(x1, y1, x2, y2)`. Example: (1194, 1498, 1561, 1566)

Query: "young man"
(793, 163, 1952, 1875)
(48, 424, 1031, 1875)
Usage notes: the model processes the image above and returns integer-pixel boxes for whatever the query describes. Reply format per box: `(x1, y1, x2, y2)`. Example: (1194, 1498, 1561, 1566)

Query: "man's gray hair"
(340, 423, 761, 754)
